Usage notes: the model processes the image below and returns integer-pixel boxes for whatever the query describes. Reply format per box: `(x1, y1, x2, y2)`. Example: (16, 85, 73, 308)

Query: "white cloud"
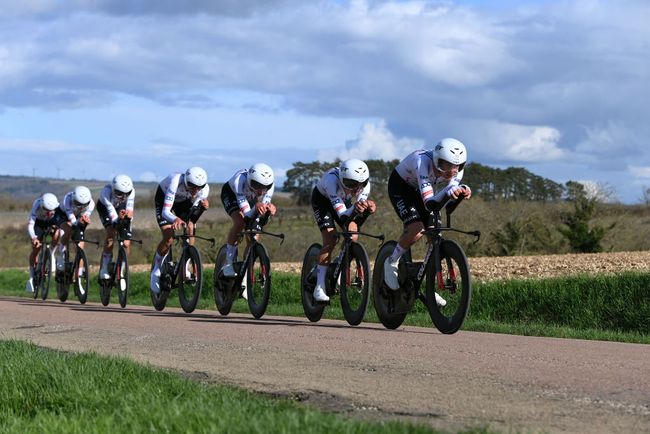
(630, 166, 650, 180)
(0, 137, 88, 152)
(318, 120, 422, 162)
(139, 171, 158, 182)
(466, 121, 564, 163)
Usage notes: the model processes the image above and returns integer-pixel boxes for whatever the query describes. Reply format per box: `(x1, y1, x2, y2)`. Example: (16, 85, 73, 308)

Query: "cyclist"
(383, 138, 472, 306)
(220, 163, 276, 278)
(97, 174, 135, 280)
(54, 186, 95, 273)
(150, 167, 209, 293)
(26, 193, 61, 292)
(310, 158, 377, 302)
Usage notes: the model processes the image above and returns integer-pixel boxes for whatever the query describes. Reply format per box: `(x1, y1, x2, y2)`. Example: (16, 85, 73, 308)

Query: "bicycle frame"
(328, 229, 384, 293)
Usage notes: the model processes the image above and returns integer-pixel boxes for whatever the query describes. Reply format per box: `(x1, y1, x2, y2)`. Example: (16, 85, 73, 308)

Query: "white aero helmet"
(73, 186, 92, 206)
(433, 138, 467, 172)
(248, 163, 274, 191)
(184, 166, 207, 189)
(339, 158, 369, 189)
(41, 193, 59, 211)
(112, 174, 133, 195)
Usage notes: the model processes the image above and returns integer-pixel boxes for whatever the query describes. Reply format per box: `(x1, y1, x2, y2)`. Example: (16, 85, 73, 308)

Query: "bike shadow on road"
(8, 296, 437, 335)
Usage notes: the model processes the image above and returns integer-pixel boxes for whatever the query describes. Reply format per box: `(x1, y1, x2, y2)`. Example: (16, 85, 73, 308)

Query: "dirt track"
(1, 291, 649, 433)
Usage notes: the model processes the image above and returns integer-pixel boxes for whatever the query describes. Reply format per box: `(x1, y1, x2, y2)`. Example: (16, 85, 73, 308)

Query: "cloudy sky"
(0, 0, 648, 202)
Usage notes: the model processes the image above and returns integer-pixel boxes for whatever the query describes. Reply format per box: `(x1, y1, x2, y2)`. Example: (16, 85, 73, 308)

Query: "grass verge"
(1, 269, 649, 344)
(2, 340, 463, 434)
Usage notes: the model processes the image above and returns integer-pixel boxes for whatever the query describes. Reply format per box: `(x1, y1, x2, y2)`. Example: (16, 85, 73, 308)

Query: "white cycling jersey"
(227, 169, 274, 218)
(60, 191, 95, 225)
(395, 150, 464, 203)
(27, 198, 54, 239)
(316, 167, 370, 218)
(159, 172, 209, 222)
(99, 184, 135, 223)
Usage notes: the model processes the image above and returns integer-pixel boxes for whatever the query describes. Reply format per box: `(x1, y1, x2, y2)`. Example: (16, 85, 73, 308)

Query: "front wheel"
(178, 246, 202, 313)
(56, 250, 70, 303)
(74, 248, 89, 304)
(213, 245, 236, 315)
(150, 255, 170, 311)
(41, 247, 52, 300)
(372, 241, 408, 330)
(300, 243, 326, 322)
(340, 242, 370, 326)
(116, 247, 129, 308)
(247, 243, 271, 319)
(426, 239, 471, 334)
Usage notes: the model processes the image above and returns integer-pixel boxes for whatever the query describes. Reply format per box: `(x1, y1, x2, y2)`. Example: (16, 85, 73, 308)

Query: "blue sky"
(0, 0, 648, 203)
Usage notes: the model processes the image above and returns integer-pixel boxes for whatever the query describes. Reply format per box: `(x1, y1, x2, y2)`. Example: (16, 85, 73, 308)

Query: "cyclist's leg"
(56, 219, 72, 272)
(221, 183, 245, 277)
(311, 187, 339, 301)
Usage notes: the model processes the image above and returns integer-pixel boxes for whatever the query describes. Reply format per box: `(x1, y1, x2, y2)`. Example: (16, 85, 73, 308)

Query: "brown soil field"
(198, 250, 650, 281)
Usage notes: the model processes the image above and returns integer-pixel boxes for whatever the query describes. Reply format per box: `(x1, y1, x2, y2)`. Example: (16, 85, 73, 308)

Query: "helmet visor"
(250, 180, 272, 192)
(186, 182, 204, 191)
(342, 178, 367, 190)
(73, 200, 90, 207)
(113, 190, 131, 199)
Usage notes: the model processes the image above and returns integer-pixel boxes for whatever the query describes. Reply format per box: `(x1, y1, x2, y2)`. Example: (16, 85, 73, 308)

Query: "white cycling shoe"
(25, 278, 34, 293)
(434, 292, 447, 307)
(150, 268, 161, 294)
(313, 284, 329, 302)
(221, 262, 237, 278)
(383, 257, 400, 290)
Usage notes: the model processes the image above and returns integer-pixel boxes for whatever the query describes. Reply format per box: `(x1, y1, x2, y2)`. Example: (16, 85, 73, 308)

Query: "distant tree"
(282, 161, 332, 205)
(558, 196, 614, 253)
(641, 186, 650, 205)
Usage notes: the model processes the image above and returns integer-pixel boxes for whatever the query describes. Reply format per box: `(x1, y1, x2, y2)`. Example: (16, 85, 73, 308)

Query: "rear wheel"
(372, 241, 408, 330)
(426, 239, 471, 334)
(75, 248, 89, 304)
(151, 254, 170, 311)
(56, 249, 70, 303)
(247, 243, 271, 319)
(340, 242, 370, 326)
(178, 246, 202, 313)
(116, 247, 129, 308)
(99, 253, 111, 306)
(213, 245, 236, 315)
(300, 243, 325, 322)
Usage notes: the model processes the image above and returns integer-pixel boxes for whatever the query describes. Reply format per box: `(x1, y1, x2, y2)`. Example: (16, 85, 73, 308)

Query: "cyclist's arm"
(261, 183, 274, 205)
(192, 184, 210, 207)
(63, 194, 78, 225)
(27, 200, 39, 240)
(233, 174, 257, 218)
(161, 174, 181, 223)
(82, 200, 95, 218)
(100, 186, 119, 223)
(125, 189, 135, 213)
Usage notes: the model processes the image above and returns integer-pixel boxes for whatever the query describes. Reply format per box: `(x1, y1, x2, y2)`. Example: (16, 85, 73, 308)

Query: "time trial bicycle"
(372, 196, 480, 333)
(301, 221, 383, 326)
(150, 223, 215, 313)
(55, 223, 99, 304)
(98, 217, 143, 308)
(213, 215, 285, 319)
(32, 225, 58, 300)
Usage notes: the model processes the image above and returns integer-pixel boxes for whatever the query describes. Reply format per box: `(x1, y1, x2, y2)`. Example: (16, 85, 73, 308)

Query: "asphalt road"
(1, 296, 648, 433)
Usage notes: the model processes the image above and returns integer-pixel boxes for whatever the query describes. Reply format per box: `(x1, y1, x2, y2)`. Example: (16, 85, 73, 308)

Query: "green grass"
(1, 340, 454, 434)
(2, 269, 649, 344)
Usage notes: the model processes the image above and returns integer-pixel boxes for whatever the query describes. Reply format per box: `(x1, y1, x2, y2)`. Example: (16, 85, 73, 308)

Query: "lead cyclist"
(383, 138, 472, 306)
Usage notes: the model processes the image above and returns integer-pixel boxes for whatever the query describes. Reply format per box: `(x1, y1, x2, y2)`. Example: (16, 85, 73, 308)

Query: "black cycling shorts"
(96, 201, 129, 228)
(220, 182, 244, 217)
(154, 186, 198, 227)
(33, 218, 59, 240)
(387, 169, 429, 226)
(311, 187, 350, 231)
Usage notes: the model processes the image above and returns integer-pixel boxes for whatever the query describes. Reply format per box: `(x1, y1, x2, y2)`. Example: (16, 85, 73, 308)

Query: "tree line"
(282, 159, 584, 204)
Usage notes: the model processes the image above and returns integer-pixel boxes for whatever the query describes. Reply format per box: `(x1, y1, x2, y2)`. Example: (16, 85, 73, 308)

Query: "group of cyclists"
(25, 137, 472, 308)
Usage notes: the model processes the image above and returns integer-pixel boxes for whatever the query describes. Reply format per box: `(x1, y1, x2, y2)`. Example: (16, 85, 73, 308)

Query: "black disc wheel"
(75, 248, 89, 304)
(150, 255, 170, 311)
(372, 241, 408, 330)
(300, 243, 326, 322)
(246, 243, 271, 319)
(178, 246, 202, 313)
(40, 247, 52, 301)
(56, 249, 70, 303)
(116, 248, 129, 308)
(213, 245, 237, 316)
(99, 279, 111, 306)
(340, 242, 371, 326)
(426, 239, 471, 334)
